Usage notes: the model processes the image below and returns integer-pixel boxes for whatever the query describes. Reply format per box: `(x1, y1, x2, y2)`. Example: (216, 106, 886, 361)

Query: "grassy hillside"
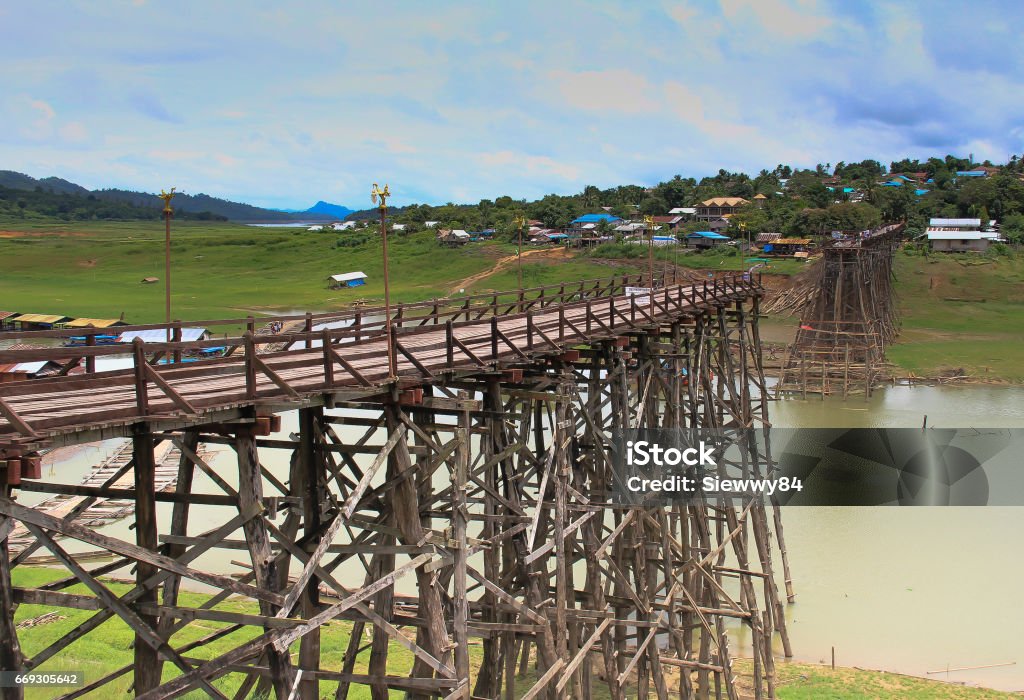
(888, 251, 1024, 381)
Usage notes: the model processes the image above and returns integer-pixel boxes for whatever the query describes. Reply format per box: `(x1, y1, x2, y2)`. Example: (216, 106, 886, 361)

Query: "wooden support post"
(132, 427, 160, 695)
(297, 408, 322, 700)
(236, 426, 293, 697)
(452, 398, 471, 695)
(85, 332, 96, 374)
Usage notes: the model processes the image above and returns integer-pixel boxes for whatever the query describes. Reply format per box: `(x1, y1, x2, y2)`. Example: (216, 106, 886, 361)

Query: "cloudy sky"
(2, 1, 1022, 208)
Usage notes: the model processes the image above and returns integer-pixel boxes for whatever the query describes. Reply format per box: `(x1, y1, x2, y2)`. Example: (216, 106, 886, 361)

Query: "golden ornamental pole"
(159, 188, 176, 343)
(513, 214, 526, 289)
(643, 214, 656, 299)
(372, 183, 397, 379)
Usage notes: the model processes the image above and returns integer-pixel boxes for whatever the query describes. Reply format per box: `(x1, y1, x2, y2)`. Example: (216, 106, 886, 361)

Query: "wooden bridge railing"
(0, 274, 646, 343)
(0, 273, 763, 443)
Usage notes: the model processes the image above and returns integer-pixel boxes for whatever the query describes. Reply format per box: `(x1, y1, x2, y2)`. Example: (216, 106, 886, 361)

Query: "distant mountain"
(0, 170, 340, 222)
(278, 201, 354, 219)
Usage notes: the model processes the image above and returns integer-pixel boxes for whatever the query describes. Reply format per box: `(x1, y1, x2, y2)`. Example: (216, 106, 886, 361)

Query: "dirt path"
(447, 247, 567, 295)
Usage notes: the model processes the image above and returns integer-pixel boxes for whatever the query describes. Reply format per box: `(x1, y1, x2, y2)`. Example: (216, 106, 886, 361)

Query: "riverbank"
(10, 566, 1018, 699)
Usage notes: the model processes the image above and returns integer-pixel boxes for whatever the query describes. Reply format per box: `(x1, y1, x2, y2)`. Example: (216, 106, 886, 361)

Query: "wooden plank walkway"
(0, 275, 761, 450)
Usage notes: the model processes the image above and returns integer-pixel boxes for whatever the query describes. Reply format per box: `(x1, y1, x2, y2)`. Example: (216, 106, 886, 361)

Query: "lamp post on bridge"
(643, 214, 656, 300)
(512, 214, 526, 289)
(372, 183, 397, 380)
(159, 188, 176, 343)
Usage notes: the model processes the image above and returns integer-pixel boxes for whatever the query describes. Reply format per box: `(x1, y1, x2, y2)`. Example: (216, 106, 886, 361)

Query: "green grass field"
(0, 221, 639, 325)
(11, 567, 1014, 700)
(888, 251, 1024, 381)
(3, 218, 1022, 381)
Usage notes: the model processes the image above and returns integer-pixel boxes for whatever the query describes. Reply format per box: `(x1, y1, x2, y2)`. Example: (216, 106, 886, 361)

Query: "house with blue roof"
(569, 213, 623, 235)
(955, 170, 987, 178)
(685, 231, 729, 249)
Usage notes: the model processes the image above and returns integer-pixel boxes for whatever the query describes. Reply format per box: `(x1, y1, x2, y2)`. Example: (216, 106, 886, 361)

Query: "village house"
(925, 218, 1002, 252)
(651, 215, 684, 231)
(568, 213, 622, 235)
(332, 221, 356, 231)
(695, 197, 749, 221)
(437, 229, 470, 247)
(0, 344, 64, 383)
(8, 313, 71, 331)
(0, 311, 18, 331)
(326, 272, 368, 289)
(685, 231, 730, 249)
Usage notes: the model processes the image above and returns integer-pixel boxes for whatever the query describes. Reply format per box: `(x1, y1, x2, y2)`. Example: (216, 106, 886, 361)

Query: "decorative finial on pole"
(160, 188, 177, 343)
(372, 183, 397, 379)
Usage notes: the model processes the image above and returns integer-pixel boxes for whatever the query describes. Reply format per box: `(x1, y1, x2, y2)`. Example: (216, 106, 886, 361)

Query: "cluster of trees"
(352, 154, 1024, 244)
(0, 185, 227, 222)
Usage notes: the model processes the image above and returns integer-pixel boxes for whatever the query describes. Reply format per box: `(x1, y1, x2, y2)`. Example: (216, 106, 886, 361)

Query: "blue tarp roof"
(896, 175, 914, 181)
(545, 233, 569, 240)
(956, 170, 986, 177)
(915, 189, 929, 196)
(881, 180, 902, 187)
(571, 213, 622, 224)
(687, 232, 729, 240)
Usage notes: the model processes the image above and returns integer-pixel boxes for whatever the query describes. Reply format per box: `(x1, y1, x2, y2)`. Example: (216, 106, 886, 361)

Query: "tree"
(639, 195, 668, 216)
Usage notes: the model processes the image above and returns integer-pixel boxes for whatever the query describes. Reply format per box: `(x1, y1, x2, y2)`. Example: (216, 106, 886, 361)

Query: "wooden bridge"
(0, 273, 794, 699)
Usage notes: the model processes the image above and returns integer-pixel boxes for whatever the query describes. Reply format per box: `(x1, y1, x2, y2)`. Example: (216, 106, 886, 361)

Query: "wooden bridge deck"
(0, 273, 762, 453)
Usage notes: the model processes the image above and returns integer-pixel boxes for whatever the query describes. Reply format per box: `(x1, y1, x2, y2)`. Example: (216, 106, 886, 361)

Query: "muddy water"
(33, 385, 1024, 691)
(761, 386, 1024, 691)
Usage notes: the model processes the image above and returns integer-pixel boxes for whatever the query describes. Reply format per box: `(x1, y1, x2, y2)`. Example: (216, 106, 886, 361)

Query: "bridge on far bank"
(0, 273, 794, 700)
(776, 222, 905, 397)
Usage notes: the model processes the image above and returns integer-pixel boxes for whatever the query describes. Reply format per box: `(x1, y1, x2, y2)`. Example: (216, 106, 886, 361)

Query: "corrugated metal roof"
(10, 361, 48, 374)
(330, 272, 368, 283)
(687, 232, 729, 240)
(118, 328, 208, 343)
(572, 214, 621, 224)
(14, 313, 68, 324)
(0, 311, 17, 321)
(774, 238, 811, 244)
(926, 231, 1000, 241)
(929, 218, 980, 227)
(65, 318, 126, 328)
(699, 197, 749, 207)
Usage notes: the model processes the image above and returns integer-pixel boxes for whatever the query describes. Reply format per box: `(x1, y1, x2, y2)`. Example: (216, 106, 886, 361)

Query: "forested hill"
(0, 170, 336, 222)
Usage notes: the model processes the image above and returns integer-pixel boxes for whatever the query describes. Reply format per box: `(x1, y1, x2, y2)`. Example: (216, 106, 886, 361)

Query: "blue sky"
(2, 1, 1022, 209)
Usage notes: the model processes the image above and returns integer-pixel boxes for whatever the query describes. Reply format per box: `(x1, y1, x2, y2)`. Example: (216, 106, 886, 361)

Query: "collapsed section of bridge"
(776, 223, 904, 397)
(0, 275, 793, 699)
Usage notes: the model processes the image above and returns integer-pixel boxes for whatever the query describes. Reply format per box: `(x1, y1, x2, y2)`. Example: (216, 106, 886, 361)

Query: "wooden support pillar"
(452, 397, 471, 695)
(154, 430, 198, 684)
(236, 426, 293, 699)
(0, 479, 24, 700)
(297, 407, 323, 700)
(132, 427, 160, 696)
